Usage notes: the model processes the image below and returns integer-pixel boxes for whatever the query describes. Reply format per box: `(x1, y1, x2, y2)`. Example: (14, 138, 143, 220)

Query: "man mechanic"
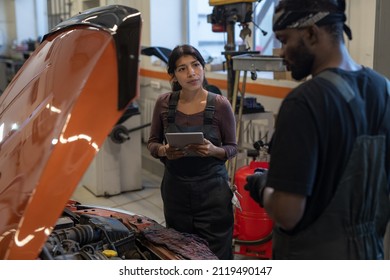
(244, 0, 390, 259)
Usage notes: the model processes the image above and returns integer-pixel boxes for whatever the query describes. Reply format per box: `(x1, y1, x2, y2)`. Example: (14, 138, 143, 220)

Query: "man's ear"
(305, 25, 321, 46)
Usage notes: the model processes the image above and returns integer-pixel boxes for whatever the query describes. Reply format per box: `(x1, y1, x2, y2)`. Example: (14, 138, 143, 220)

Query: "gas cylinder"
(233, 161, 273, 259)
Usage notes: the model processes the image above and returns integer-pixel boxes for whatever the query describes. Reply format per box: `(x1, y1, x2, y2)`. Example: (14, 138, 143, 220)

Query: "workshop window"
(252, 0, 281, 54)
(47, 0, 72, 30)
(188, 0, 280, 62)
(187, 0, 233, 63)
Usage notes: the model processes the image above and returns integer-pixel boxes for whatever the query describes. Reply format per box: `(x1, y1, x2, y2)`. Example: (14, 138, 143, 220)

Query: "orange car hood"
(0, 5, 142, 259)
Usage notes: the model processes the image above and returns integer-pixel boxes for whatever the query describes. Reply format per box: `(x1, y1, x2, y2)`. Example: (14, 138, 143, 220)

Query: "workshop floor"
(71, 168, 166, 226)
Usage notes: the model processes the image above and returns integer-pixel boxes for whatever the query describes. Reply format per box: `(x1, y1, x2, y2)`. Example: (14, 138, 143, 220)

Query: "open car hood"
(0, 5, 142, 259)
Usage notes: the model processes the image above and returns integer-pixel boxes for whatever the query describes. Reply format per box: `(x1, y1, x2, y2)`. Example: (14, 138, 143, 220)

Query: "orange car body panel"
(0, 6, 141, 259)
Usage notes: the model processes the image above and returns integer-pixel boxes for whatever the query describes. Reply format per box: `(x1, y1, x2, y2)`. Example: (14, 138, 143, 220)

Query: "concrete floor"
(71, 168, 166, 225)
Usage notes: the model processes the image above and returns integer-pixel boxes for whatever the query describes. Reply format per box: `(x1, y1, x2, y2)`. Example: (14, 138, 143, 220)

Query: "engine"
(40, 214, 142, 260)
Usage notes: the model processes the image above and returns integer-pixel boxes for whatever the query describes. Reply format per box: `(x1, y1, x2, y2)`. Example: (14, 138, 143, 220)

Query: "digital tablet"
(165, 132, 204, 149)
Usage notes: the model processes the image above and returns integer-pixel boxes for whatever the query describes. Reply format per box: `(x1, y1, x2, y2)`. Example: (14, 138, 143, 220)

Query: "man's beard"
(289, 39, 315, 81)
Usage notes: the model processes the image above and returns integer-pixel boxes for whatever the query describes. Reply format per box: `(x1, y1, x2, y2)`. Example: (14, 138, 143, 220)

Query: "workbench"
(232, 53, 284, 145)
(228, 54, 285, 180)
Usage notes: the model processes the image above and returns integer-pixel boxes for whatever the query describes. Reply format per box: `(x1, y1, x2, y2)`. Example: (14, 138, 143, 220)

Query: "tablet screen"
(165, 132, 204, 149)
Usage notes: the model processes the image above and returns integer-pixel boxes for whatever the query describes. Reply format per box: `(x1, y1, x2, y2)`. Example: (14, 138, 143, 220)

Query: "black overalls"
(160, 91, 234, 260)
(273, 71, 390, 259)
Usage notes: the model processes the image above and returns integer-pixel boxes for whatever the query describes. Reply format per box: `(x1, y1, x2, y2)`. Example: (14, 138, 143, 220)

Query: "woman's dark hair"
(167, 44, 208, 91)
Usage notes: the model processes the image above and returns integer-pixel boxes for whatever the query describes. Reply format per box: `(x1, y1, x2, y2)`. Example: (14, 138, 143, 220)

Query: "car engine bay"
(39, 201, 218, 260)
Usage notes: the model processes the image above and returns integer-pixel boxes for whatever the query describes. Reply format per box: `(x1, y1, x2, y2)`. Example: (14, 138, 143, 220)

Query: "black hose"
(127, 122, 151, 133)
(234, 231, 272, 245)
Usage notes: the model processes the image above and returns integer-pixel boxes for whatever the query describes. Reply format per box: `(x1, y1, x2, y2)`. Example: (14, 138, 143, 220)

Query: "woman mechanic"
(147, 44, 238, 259)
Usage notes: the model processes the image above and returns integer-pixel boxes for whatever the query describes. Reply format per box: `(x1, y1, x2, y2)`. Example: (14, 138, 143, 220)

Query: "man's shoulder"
(322, 67, 386, 83)
(361, 67, 390, 85)
(286, 75, 330, 99)
(288, 67, 385, 95)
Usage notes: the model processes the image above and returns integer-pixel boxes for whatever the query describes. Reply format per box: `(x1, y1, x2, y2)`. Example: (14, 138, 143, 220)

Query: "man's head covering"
(272, 3, 352, 40)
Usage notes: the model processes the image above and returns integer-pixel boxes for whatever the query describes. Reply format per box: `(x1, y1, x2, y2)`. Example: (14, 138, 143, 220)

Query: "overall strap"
(318, 70, 367, 133)
(386, 78, 390, 97)
(380, 78, 390, 133)
(203, 92, 216, 125)
(168, 91, 216, 125)
(167, 91, 180, 124)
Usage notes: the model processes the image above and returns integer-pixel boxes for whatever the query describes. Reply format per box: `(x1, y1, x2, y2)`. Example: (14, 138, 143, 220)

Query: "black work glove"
(244, 168, 268, 207)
